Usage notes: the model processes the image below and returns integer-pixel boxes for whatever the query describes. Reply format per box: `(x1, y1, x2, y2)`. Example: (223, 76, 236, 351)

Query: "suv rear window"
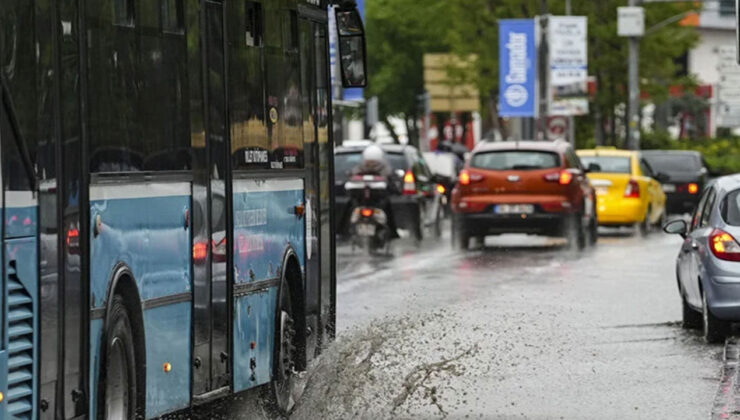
(579, 156, 631, 174)
(722, 189, 740, 226)
(471, 151, 560, 171)
(334, 151, 408, 181)
(643, 154, 701, 173)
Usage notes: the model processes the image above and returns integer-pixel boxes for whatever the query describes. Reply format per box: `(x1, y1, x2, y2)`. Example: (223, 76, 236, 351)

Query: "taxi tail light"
(543, 170, 573, 185)
(624, 179, 640, 198)
(710, 229, 740, 262)
(458, 170, 484, 186)
(403, 170, 417, 195)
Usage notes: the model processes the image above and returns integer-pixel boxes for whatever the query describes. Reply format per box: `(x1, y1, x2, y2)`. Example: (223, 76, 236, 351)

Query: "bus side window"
(245, 1, 263, 47)
(161, 0, 184, 34)
(113, 0, 135, 27)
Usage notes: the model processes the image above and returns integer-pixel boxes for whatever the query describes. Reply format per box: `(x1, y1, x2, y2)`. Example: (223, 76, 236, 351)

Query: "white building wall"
(688, 28, 736, 85)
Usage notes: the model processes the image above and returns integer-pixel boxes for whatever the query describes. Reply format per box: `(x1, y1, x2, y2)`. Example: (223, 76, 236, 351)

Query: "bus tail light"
(710, 229, 740, 262)
(624, 179, 640, 198)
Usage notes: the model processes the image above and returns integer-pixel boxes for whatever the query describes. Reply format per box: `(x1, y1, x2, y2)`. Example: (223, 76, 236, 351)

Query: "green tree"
(365, 0, 452, 144)
(366, 0, 699, 146)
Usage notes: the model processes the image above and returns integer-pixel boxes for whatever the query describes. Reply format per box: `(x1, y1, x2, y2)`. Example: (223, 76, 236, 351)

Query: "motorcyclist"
(352, 144, 391, 177)
(350, 144, 399, 239)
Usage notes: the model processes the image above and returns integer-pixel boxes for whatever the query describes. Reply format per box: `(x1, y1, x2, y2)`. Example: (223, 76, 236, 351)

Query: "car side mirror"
(663, 219, 688, 238)
(655, 172, 670, 183)
(335, 6, 367, 88)
(586, 163, 601, 173)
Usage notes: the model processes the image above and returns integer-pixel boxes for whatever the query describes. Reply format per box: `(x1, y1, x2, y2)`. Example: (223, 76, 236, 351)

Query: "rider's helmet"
(362, 144, 385, 163)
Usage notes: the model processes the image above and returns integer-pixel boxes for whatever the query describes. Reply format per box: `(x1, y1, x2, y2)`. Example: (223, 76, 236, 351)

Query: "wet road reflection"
(202, 226, 723, 419)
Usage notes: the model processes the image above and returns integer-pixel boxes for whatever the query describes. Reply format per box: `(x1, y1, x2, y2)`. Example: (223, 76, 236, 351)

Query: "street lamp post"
(627, 0, 642, 150)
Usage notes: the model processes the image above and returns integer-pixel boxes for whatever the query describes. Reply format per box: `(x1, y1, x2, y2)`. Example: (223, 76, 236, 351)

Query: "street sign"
(548, 16, 589, 116)
(423, 54, 480, 112)
(547, 116, 569, 140)
(618, 7, 645, 37)
(499, 19, 538, 117)
(717, 45, 740, 127)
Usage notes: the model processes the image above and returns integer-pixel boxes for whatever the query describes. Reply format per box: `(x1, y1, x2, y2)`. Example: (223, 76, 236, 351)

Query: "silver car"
(664, 175, 740, 343)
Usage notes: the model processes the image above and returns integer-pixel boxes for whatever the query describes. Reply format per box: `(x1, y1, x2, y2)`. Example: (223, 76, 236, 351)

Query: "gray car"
(664, 174, 740, 343)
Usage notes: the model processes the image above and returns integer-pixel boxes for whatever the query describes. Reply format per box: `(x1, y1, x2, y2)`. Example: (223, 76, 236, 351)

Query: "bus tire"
(270, 275, 298, 414)
(101, 295, 138, 420)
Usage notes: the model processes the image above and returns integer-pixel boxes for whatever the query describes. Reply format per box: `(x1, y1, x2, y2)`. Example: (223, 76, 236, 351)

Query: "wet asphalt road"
(200, 225, 726, 419)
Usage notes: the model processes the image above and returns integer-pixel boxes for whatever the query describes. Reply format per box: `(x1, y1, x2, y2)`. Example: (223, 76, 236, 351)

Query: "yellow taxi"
(577, 148, 667, 234)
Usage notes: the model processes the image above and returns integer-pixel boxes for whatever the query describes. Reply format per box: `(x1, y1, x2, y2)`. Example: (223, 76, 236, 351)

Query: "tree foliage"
(366, 0, 699, 145)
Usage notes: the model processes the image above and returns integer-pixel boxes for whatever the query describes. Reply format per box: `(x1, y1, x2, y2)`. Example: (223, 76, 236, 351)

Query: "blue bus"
(0, 0, 366, 418)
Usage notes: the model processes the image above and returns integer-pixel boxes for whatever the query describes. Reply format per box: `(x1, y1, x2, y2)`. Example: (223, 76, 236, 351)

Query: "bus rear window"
(579, 156, 631, 174)
(722, 190, 740, 226)
(471, 151, 560, 171)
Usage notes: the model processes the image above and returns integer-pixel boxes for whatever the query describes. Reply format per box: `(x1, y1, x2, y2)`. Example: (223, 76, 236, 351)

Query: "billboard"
(499, 19, 538, 117)
(548, 16, 589, 116)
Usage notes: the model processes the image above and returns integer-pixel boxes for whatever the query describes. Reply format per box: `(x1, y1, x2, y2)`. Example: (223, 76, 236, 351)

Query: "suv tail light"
(624, 179, 640, 198)
(710, 229, 740, 262)
(544, 170, 573, 185)
(403, 170, 416, 195)
(459, 170, 484, 186)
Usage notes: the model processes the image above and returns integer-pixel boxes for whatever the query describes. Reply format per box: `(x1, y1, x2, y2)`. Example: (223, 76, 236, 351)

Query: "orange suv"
(451, 141, 597, 250)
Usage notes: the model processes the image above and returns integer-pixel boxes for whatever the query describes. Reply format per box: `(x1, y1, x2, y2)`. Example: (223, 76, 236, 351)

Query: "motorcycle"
(345, 174, 394, 254)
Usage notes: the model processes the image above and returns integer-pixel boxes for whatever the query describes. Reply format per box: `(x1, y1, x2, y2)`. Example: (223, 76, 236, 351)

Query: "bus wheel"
(272, 277, 298, 414)
(103, 295, 138, 420)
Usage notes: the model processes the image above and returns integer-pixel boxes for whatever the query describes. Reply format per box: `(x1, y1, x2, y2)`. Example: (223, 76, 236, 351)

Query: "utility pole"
(566, 0, 575, 146)
(539, 0, 549, 140)
(627, 0, 642, 150)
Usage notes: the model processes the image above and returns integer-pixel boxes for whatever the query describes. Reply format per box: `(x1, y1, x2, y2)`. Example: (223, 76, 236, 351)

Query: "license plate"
(662, 184, 676, 193)
(357, 224, 376, 236)
(596, 187, 609, 196)
(495, 204, 534, 215)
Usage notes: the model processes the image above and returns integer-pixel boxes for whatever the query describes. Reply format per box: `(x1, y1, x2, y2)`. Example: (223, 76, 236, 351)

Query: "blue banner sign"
(499, 19, 537, 117)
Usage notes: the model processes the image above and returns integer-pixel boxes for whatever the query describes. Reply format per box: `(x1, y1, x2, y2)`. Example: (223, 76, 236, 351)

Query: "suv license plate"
(495, 204, 534, 215)
(357, 224, 376, 236)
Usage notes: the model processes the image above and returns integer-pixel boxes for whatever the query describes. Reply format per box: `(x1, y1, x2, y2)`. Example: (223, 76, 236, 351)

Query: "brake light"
(403, 171, 416, 195)
(66, 227, 79, 246)
(624, 179, 640, 198)
(360, 208, 374, 218)
(193, 241, 208, 262)
(460, 170, 471, 186)
(710, 229, 740, 262)
(437, 184, 447, 194)
(688, 183, 699, 194)
(543, 170, 573, 185)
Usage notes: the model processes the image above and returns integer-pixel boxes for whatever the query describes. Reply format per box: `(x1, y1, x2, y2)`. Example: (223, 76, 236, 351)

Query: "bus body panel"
(232, 178, 306, 393)
(4, 233, 39, 420)
(88, 183, 192, 417)
(233, 288, 278, 392)
(143, 303, 192, 417)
